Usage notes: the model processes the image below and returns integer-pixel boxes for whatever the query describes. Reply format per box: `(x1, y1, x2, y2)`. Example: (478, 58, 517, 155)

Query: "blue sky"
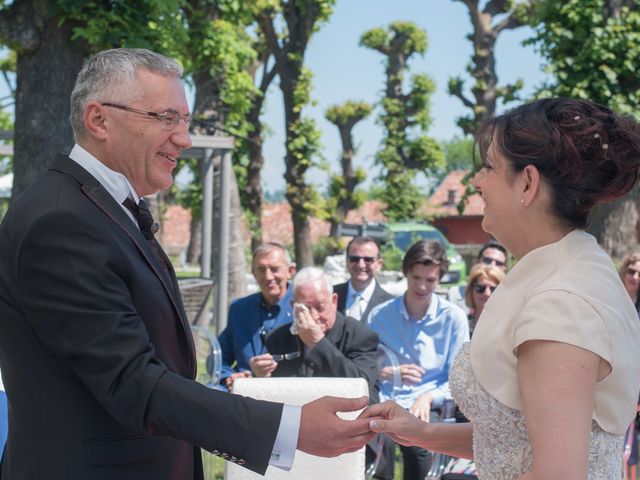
(259, 0, 550, 193)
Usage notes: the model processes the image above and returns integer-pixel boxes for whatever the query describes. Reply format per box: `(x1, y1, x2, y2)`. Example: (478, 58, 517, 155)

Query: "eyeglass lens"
(348, 255, 376, 264)
(481, 256, 505, 267)
(271, 351, 301, 361)
(473, 283, 497, 294)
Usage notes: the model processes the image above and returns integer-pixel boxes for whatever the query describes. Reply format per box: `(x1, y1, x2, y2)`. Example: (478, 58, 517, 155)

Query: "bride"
(361, 97, 640, 479)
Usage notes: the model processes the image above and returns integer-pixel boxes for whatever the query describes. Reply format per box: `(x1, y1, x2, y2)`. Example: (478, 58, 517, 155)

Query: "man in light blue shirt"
(368, 239, 469, 480)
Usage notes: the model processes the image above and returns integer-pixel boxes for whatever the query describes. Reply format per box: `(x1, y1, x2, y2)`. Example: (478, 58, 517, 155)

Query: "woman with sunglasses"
(464, 264, 505, 336)
(361, 98, 640, 479)
(620, 253, 640, 316)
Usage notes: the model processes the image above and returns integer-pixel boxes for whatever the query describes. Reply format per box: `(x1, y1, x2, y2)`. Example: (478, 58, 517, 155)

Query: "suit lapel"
(51, 156, 196, 374)
(336, 283, 348, 313)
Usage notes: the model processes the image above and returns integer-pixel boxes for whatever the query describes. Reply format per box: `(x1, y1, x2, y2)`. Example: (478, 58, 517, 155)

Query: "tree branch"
(484, 0, 511, 16)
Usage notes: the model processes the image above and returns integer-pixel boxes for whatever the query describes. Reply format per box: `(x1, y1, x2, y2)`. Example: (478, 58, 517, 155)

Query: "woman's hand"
(358, 400, 429, 447)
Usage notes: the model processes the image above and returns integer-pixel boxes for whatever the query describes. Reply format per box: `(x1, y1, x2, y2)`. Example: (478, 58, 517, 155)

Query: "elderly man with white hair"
(250, 267, 379, 401)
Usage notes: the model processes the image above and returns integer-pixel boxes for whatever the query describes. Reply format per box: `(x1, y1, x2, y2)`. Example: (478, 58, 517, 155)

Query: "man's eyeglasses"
(260, 326, 301, 361)
(472, 283, 497, 294)
(271, 351, 301, 361)
(348, 255, 377, 264)
(480, 256, 506, 268)
(101, 102, 191, 130)
(626, 268, 640, 277)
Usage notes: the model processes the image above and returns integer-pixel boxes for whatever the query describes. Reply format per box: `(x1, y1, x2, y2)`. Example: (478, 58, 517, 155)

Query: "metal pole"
(216, 150, 231, 334)
(200, 148, 214, 278)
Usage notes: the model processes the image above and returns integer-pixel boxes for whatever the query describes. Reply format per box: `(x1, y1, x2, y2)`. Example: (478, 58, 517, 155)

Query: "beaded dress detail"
(450, 343, 623, 480)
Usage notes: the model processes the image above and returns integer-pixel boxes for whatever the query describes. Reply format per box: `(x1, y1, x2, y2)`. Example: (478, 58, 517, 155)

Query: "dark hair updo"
(476, 98, 640, 229)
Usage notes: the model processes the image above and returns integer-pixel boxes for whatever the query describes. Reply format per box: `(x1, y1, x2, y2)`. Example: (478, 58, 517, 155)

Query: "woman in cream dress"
(361, 98, 640, 479)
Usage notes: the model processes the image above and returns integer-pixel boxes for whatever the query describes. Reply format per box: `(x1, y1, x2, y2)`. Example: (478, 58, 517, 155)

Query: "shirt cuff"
(269, 404, 301, 470)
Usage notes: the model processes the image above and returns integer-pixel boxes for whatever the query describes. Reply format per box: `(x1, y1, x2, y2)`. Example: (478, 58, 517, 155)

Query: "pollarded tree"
(360, 21, 444, 221)
(325, 100, 372, 240)
(526, 0, 640, 259)
(237, 34, 277, 251)
(255, 0, 336, 267)
(179, 1, 258, 301)
(448, 0, 534, 136)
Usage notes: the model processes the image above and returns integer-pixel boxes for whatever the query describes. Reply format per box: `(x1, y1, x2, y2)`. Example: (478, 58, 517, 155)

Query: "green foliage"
(526, 0, 640, 115)
(359, 21, 427, 56)
(325, 100, 372, 126)
(312, 236, 344, 263)
(53, 0, 188, 52)
(380, 241, 404, 271)
(361, 21, 441, 221)
(441, 136, 475, 171)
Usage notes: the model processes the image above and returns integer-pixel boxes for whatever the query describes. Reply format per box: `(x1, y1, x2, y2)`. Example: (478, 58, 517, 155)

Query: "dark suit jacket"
(334, 280, 395, 323)
(0, 156, 281, 480)
(264, 312, 379, 402)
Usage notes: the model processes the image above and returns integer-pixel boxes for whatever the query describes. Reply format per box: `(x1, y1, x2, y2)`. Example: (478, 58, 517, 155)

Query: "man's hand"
(225, 370, 252, 390)
(295, 305, 325, 348)
(249, 354, 278, 378)
(399, 363, 425, 385)
(358, 400, 429, 448)
(297, 396, 375, 457)
(409, 392, 433, 422)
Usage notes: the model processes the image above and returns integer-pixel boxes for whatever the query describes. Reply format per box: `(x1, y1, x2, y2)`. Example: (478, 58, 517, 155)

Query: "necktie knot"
(123, 197, 159, 240)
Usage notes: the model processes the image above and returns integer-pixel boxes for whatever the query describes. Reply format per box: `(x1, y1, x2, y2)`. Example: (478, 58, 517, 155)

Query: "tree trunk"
(190, 60, 246, 305)
(211, 154, 246, 300)
(2, 0, 87, 200)
(282, 77, 314, 267)
(587, 183, 640, 262)
(186, 215, 201, 266)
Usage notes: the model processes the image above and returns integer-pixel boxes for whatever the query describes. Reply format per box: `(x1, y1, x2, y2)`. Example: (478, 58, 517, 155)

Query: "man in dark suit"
(334, 237, 394, 323)
(0, 48, 373, 480)
(250, 267, 379, 401)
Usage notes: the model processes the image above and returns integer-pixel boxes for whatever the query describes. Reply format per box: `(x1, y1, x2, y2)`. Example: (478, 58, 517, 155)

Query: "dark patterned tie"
(123, 197, 170, 279)
(122, 198, 159, 240)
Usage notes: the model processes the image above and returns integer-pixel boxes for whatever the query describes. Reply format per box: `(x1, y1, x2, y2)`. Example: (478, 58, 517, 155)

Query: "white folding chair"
(225, 377, 368, 480)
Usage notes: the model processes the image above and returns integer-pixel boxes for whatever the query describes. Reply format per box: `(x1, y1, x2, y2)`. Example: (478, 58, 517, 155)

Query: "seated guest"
(250, 267, 379, 401)
(368, 240, 469, 480)
(476, 238, 508, 272)
(465, 263, 506, 335)
(218, 242, 296, 389)
(334, 236, 394, 322)
(252, 267, 383, 477)
(620, 252, 640, 315)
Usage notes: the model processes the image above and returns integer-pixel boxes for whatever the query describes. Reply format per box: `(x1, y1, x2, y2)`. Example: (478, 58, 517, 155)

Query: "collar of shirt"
(347, 278, 376, 304)
(69, 144, 141, 220)
(400, 292, 440, 323)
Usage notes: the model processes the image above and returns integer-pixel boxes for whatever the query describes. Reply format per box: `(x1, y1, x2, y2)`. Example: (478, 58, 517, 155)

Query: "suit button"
(212, 449, 220, 455)
(222, 452, 229, 459)
(230, 456, 238, 463)
(238, 459, 247, 465)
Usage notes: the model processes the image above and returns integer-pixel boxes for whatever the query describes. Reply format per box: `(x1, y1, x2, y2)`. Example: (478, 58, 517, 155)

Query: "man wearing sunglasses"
(334, 237, 394, 323)
(476, 239, 508, 272)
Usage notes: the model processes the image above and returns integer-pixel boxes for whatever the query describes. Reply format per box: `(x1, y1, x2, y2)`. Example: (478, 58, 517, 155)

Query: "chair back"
(191, 325, 222, 387)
